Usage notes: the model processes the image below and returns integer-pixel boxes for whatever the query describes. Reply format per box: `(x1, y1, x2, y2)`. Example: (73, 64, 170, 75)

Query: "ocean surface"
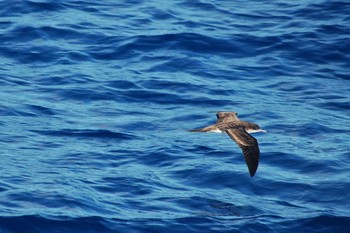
(1, 0, 349, 232)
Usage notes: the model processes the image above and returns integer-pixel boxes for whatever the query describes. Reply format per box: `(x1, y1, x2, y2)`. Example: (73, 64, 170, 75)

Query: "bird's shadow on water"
(188, 197, 263, 218)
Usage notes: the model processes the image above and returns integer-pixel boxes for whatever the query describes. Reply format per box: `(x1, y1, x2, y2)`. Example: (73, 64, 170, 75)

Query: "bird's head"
(216, 111, 237, 118)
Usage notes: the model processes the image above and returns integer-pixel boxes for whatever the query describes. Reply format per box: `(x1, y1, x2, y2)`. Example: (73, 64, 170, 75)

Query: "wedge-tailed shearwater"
(189, 111, 266, 177)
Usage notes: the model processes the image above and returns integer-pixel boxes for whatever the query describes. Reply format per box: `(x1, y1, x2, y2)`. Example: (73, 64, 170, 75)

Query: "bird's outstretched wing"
(225, 128, 260, 177)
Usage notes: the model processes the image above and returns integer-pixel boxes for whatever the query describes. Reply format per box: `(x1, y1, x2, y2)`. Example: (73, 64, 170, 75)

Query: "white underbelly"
(246, 129, 267, 133)
(210, 129, 224, 133)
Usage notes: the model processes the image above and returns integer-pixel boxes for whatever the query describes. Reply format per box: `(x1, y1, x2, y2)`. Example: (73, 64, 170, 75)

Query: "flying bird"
(189, 112, 266, 177)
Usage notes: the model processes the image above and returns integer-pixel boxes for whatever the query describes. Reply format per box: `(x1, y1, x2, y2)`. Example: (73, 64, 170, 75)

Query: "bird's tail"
(188, 125, 216, 132)
(188, 128, 207, 132)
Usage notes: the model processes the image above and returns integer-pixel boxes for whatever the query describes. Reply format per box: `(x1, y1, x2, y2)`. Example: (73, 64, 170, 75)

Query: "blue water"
(1, 0, 349, 232)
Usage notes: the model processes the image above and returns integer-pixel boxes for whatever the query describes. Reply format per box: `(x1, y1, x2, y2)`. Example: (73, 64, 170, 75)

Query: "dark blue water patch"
(0, 106, 35, 117)
(0, 214, 348, 233)
(146, 57, 208, 74)
(1, 26, 83, 44)
(268, 123, 347, 136)
(179, 1, 219, 13)
(34, 74, 96, 86)
(0, 215, 116, 233)
(144, 7, 178, 20)
(7, 191, 87, 210)
(263, 151, 342, 177)
(42, 151, 124, 169)
(0, 75, 33, 86)
(87, 36, 160, 61)
(31, 129, 135, 140)
(1, 26, 44, 43)
(88, 33, 246, 61)
(0, 43, 60, 64)
(138, 79, 211, 95)
(0, 182, 9, 193)
(1, 26, 102, 63)
(26, 25, 113, 50)
(169, 113, 211, 124)
(138, 149, 188, 168)
(61, 1, 111, 13)
(179, 196, 264, 217)
(276, 215, 350, 233)
(262, 80, 315, 92)
(118, 120, 157, 132)
(186, 145, 231, 160)
(333, 71, 350, 80)
(38, 25, 91, 41)
(293, 1, 350, 20)
(317, 24, 350, 39)
(170, 165, 255, 190)
(107, 80, 140, 90)
(24, 104, 57, 116)
(2, 103, 62, 119)
(253, 179, 315, 200)
(94, 176, 153, 196)
(169, 33, 242, 55)
(0, 20, 12, 29)
(317, 101, 350, 112)
(0, 1, 64, 16)
(25, 1, 65, 13)
(312, 68, 350, 81)
(54, 87, 151, 103)
(155, 216, 275, 233)
(120, 89, 233, 106)
(307, 181, 350, 204)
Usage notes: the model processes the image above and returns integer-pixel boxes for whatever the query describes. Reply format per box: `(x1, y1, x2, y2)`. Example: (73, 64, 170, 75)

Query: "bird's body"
(189, 112, 266, 177)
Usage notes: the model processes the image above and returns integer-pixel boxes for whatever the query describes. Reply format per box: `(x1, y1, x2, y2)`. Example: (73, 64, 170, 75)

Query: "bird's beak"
(260, 129, 267, 133)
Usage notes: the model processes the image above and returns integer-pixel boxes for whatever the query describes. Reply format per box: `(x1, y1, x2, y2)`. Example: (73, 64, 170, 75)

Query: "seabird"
(189, 111, 266, 177)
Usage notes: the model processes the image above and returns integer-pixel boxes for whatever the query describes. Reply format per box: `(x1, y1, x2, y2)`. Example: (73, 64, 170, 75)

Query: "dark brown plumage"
(189, 111, 266, 177)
